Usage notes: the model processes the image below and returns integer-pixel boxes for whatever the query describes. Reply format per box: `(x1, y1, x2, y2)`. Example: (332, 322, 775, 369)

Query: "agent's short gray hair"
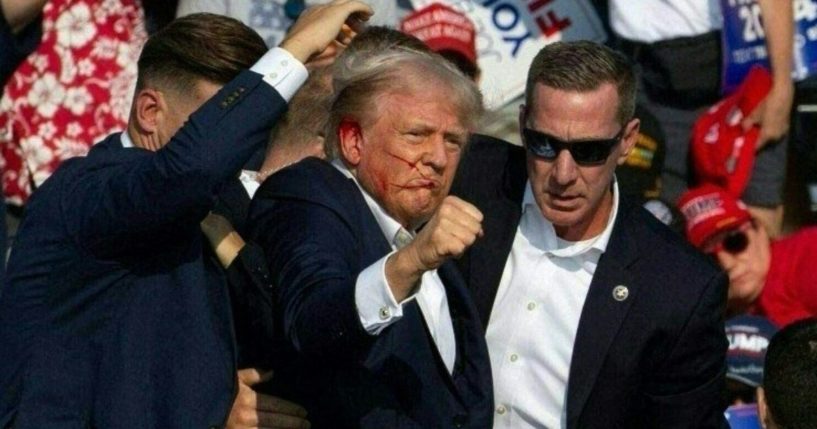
(525, 40, 636, 126)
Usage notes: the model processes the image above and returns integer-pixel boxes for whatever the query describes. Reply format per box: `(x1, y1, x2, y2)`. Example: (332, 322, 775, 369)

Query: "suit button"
(452, 414, 467, 427)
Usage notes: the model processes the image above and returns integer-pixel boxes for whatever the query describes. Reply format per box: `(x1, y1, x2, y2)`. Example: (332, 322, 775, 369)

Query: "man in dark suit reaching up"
(451, 41, 729, 428)
(0, 2, 372, 428)
(247, 31, 493, 428)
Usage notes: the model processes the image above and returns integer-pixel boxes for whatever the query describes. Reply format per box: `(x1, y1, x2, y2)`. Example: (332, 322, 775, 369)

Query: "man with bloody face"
(246, 35, 493, 428)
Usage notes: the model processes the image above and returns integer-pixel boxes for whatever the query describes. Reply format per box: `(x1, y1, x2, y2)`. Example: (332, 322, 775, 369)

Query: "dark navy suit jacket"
(0, 70, 287, 428)
(451, 135, 730, 429)
(247, 158, 494, 429)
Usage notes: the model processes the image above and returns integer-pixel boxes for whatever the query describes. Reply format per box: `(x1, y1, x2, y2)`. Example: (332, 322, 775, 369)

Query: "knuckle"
(452, 242, 466, 255)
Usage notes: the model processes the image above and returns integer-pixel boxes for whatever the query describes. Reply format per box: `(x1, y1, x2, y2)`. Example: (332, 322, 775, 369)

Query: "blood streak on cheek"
(386, 151, 431, 181)
(371, 170, 389, 194)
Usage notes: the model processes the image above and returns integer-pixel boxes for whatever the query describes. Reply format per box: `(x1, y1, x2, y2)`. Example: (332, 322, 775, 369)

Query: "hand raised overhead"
(280, 0, 373, 64)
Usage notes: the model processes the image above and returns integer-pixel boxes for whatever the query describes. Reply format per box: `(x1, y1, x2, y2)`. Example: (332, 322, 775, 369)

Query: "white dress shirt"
(487, 180, 620, 429)
(333, 160, 457, 373)
(239, 170, 261, 198)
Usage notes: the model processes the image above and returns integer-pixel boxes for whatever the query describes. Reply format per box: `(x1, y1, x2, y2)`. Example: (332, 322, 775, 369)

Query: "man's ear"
(757, 386, 773, 429)
(338, 119, 363, 166)
(133, 88, 165, 136)
(616, 118, 641, 165)
(518, 104, 527, 135)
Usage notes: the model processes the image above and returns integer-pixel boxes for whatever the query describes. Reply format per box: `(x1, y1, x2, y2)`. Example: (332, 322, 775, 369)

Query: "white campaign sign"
(409, 0, 607, 109)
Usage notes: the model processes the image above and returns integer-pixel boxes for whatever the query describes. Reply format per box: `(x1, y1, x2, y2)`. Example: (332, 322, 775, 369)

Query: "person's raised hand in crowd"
(741, 81, 794, 150)
(740, 0, 794, 150)
(227, 368, 310, 429)
(385, 196, 483, 302)
(280, 0, 373, 64)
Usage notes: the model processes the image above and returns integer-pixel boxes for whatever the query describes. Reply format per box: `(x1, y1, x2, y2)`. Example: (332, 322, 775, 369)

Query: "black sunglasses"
(711, 229, 750, 255)
(522, 127, 624, 166)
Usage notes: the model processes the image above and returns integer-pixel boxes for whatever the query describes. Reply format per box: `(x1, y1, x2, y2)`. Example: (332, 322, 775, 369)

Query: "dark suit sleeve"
(62, 71, 288, 257)
(644, 270, 729, 429)
(250, 195, 373, 362)
(225, 241, 278, 368)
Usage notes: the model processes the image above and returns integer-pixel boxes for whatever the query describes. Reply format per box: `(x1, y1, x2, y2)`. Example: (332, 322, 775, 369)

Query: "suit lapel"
(467, 198, 521, 328)
(565, 205, 641, 427)
(430, 264, 469, 402)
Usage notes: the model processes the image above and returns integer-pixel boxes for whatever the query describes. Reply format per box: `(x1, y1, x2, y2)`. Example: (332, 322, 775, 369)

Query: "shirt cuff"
(355, 251, 417, 335)
(249, 47, 308, 102)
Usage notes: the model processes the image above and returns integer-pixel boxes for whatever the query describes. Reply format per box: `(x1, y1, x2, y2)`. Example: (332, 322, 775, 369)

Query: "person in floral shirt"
(0, 0, 147, 207)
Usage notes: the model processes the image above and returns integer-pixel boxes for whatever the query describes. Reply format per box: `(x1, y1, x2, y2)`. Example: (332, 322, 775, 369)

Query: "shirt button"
(378, 307, 391, 320)
(269, 72, 278, 80)
(496, 405, 507, 415)
(527, 302, 536, 311)
(510, 354, 518, 362)
(281, 60, 288, 67)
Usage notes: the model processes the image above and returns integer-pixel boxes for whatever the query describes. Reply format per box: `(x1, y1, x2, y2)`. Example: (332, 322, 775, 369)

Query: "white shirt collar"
(332, 160, 408, 246)
(120, 131, 134, 148)
(520, 177, 619, 258)
(239, 170, 261, 198)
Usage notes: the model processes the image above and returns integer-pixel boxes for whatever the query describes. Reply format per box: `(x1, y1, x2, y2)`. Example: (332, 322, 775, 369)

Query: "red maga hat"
(677, 184, 752, 248)
(400, 3, 477, 66)
(690, 66, 772, 197)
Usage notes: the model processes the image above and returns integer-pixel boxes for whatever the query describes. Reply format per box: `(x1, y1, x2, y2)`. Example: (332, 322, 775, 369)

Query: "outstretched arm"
(66, 0, 374, 257)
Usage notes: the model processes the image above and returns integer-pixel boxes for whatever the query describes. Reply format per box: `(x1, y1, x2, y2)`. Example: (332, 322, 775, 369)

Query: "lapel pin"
(612, 285, 629, 302)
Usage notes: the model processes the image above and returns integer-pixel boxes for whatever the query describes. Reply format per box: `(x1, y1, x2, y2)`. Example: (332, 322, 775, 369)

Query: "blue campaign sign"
(721, 0, 817, 94)
(724, 404, 761, 429)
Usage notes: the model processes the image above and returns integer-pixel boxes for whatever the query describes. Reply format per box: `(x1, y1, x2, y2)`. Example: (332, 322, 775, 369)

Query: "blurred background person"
(724, 315, 778, 429)
(399, 2, 479, 82)
(679, 184, 817, 326)
(0, 0, 148, 208)
(725, 315, 778, 406)
(609, 0, 794, 237)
